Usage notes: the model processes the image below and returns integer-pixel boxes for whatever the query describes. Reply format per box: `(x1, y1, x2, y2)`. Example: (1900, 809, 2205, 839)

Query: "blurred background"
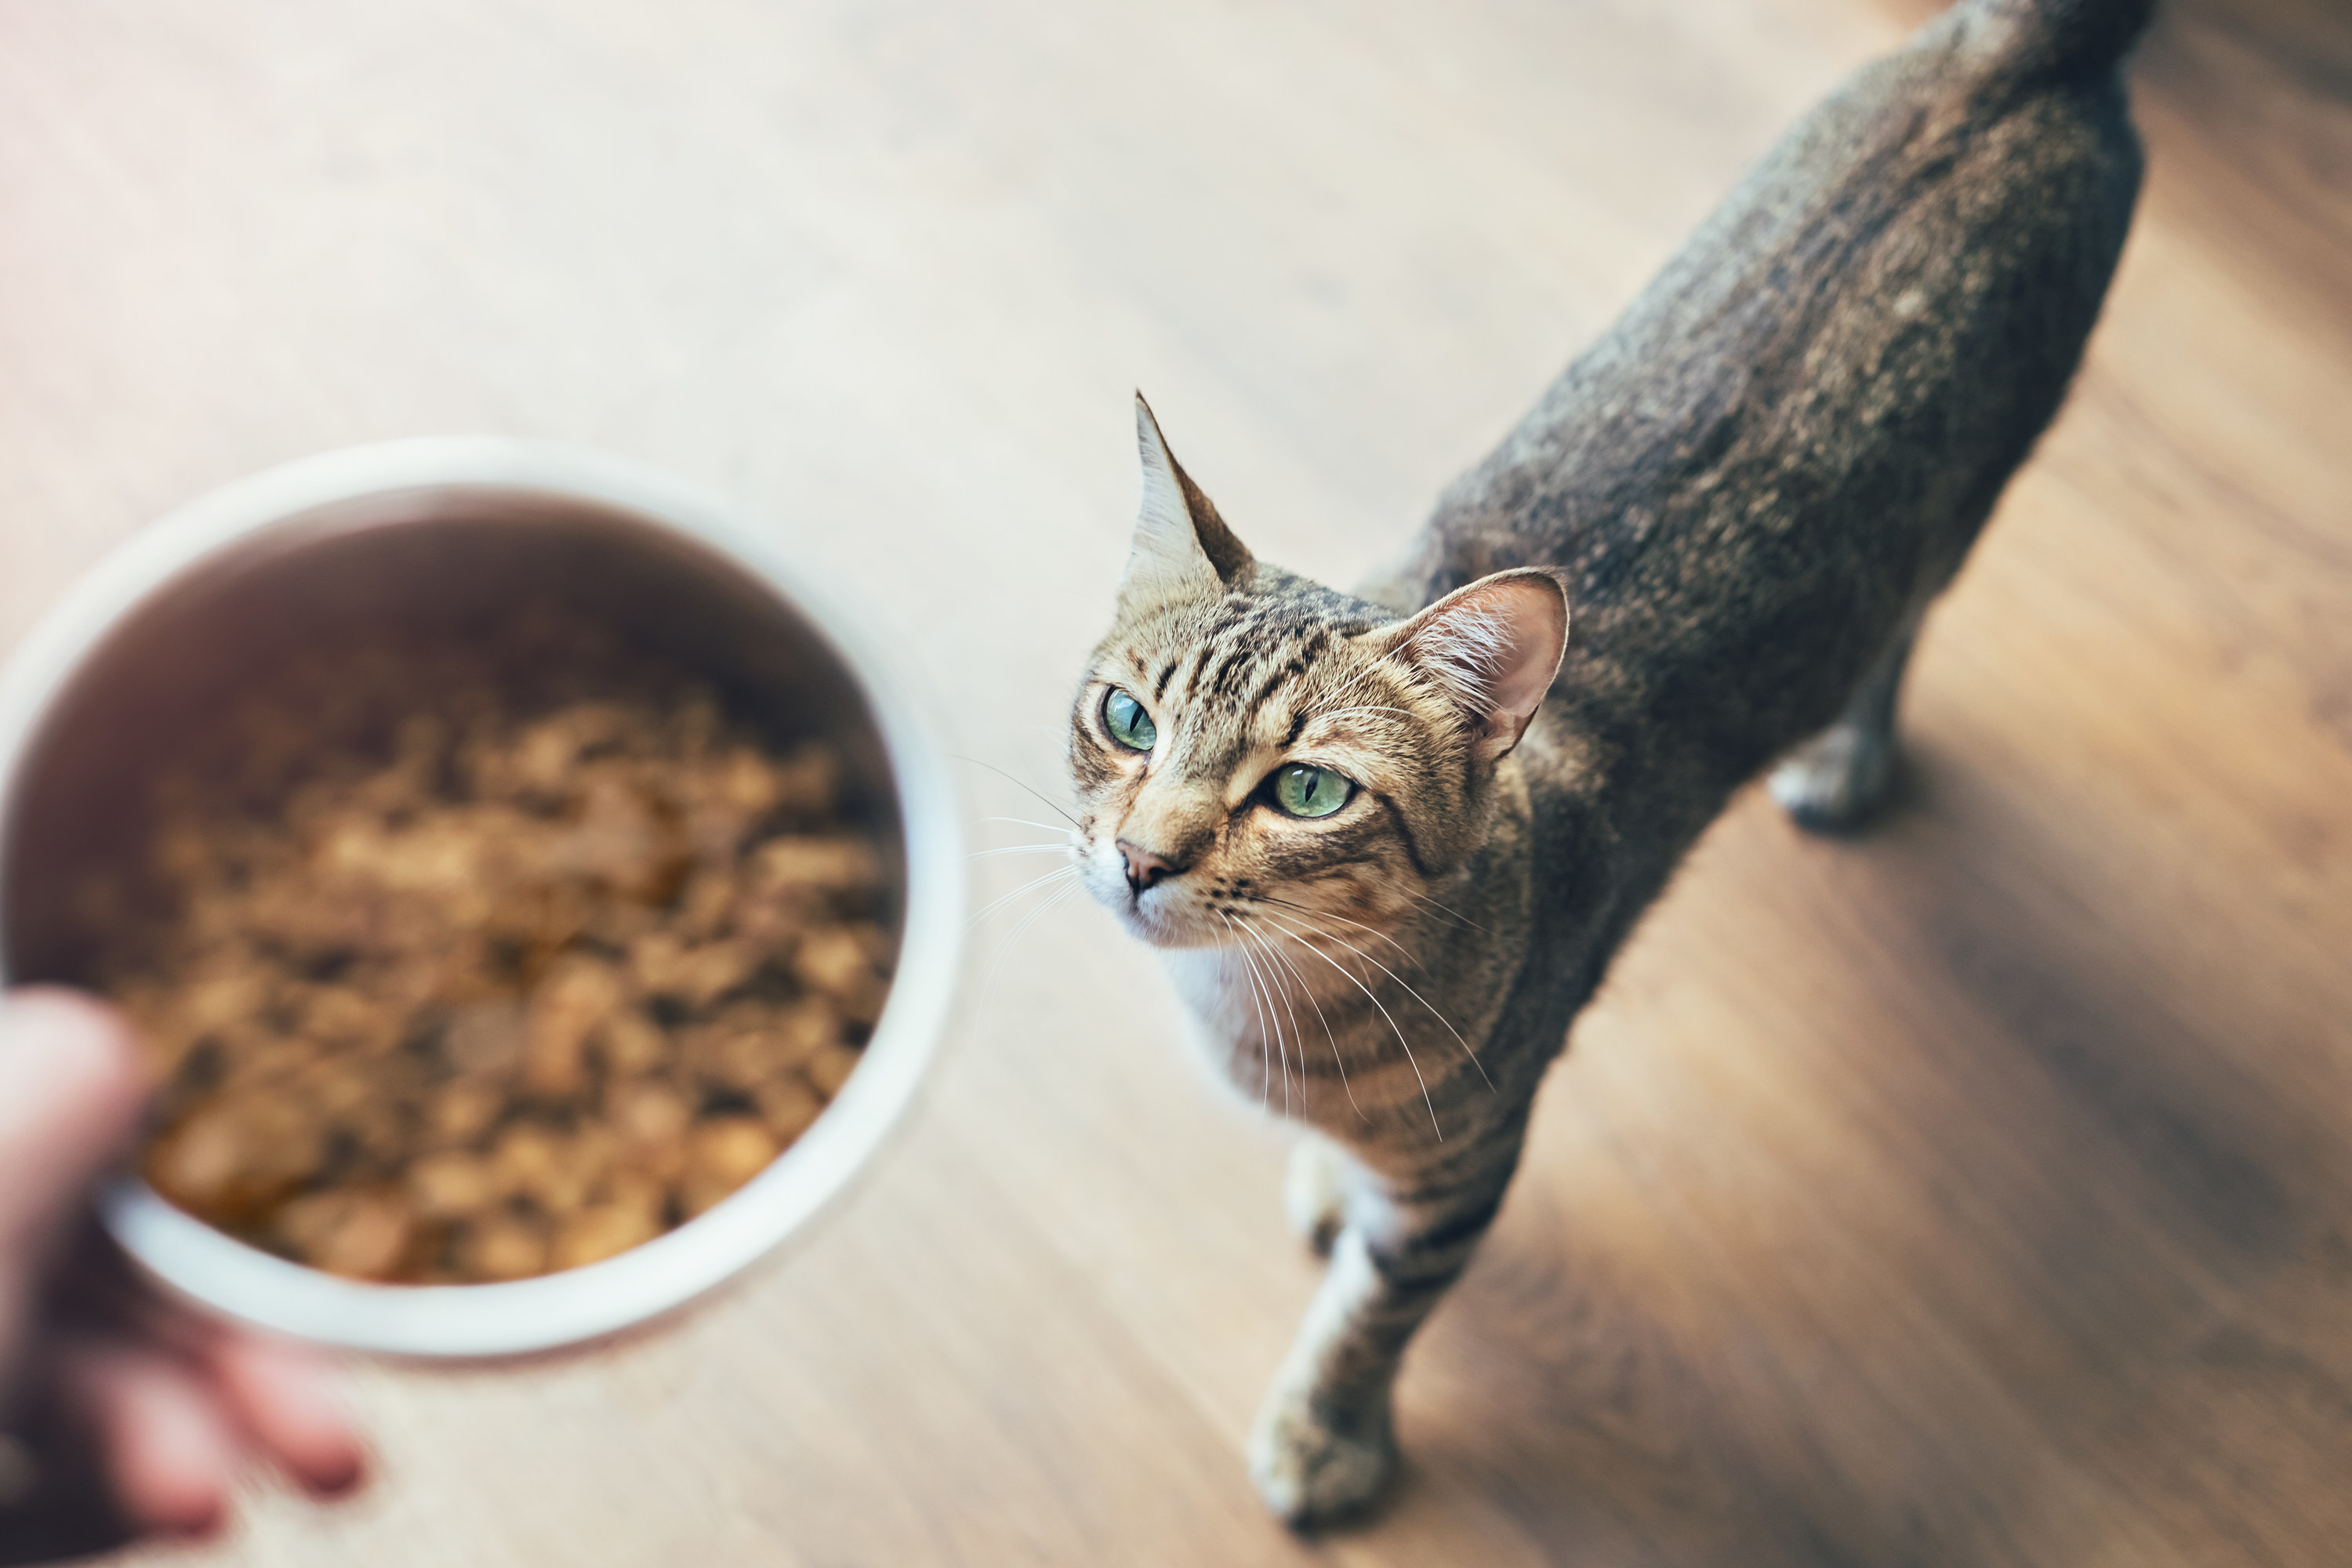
(3, 0, 2348, 1563)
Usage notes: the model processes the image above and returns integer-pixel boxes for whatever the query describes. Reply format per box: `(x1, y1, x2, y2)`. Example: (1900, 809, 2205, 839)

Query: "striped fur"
(1068, 0, 2151, 1527)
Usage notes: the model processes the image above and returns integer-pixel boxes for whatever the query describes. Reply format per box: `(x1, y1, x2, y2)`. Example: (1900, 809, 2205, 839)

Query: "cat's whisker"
(1227, 915, 1272, 1112)
(1236, 916, 1311, 1119)
(1261, 914, 1442, 1138)
(1254, 894, 1419, 971)
(1223, 907, 1279, 1114)
(978, 815, 1080, 837)
(1230, 911, 1298, 1118)
(966, 844, 1080, 861)
(1218, 912, 1279, 1113)
(1258, 910, 1494, 1092)
(975, 877, 1084, 1022)
(1254, 922, 1307, 1116)
(1405, 888, 1490, 935)
(967, 864, 1079, 928)
(947, 754, 1082, 829)
(1253, 920, 1365, 1122)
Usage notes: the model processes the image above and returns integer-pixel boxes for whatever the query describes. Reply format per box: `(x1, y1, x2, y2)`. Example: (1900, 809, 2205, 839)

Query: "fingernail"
(307, 1446, 368, 1499)
(163, 1501, 228, 1542)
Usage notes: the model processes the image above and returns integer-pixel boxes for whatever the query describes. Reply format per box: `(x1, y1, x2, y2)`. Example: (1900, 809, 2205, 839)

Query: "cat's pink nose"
(1116, 838, 1182, 895)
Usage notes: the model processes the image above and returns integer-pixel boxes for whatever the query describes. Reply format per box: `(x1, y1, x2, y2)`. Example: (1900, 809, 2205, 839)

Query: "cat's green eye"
(1272, 763, 1353, 819)
(1103, 687, 1156, 751)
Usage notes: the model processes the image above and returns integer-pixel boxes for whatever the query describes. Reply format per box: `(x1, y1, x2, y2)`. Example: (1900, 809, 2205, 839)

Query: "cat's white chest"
(1162, 948, 1260, 1042)
(1160, 948, 1277, 1092)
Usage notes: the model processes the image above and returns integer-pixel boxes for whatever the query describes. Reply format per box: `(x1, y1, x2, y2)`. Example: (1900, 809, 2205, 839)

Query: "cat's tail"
(1955, 0, 2159, 80)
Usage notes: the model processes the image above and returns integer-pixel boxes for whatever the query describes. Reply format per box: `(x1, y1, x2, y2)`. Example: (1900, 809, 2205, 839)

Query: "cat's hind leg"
(1769, 621, 1916, 833)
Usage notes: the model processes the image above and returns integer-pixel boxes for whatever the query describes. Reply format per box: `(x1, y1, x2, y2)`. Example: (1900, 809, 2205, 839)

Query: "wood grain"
(2, 0, 2346, 1561)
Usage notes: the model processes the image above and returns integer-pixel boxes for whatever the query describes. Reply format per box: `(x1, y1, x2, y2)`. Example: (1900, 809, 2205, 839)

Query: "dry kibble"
(146, 1103, 259, 1214)
(524, 957, 626, 1096)
(276, 1188, 413, 1280)
(689, 1116, 781, 1188)
(682, 1116, 782, 1217)
(631, 933, 760, 1007)
(684, 1018, 779, 1094)
(768, 998, 839, 1070)
(89, 629, 895, 1283)
(408, 1150, 499, 1220)
(459, 1214, 550, 1283)
(608, 1080, 692, 1152)
(754, 1076, 824, 1143)
(429, 1077, 507, 1147)
(551, 1202, 666, 1271)
(443, 1000, 528, 1076)
(804, 1044, 863, 1098)
(752, 837, 880, 895)
(792, 927, 873, 997)
(489, 1123, 564, 1203)
(595, 1008, 669, 1077)
(673, 869, 737, 942)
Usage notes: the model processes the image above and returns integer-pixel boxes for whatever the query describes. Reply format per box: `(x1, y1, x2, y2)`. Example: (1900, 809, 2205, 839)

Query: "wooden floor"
(4, 0, 2349, 1561)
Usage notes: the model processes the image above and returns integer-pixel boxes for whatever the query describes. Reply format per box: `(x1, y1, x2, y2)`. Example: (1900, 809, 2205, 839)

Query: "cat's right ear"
(1121, 394, 1254, 608)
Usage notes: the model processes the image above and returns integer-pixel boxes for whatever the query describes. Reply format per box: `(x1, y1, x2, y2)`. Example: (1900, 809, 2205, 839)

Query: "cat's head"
(1068, 397, 1568, 949)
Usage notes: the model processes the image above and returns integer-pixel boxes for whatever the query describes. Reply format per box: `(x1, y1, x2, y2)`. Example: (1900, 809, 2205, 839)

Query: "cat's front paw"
(1769, 722, 1896, 834)
(1247, 1385, 1398, 1530)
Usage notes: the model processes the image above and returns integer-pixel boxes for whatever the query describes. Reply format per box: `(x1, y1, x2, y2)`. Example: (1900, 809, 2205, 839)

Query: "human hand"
(0, 989, 367, 1561)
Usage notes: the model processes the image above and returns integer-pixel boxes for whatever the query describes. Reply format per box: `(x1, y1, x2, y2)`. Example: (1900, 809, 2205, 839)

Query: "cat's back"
(1380, 0, 2151, 821)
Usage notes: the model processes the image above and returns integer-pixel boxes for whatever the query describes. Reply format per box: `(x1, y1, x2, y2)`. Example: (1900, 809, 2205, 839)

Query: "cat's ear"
(1121, 393, 1254, 605)
(1375, 568, 1569, 763)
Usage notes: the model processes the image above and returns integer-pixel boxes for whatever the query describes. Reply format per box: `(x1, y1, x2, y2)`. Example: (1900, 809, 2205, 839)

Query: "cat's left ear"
(1120, 393, 1254, 607)
(1374, 568, 1570, 763)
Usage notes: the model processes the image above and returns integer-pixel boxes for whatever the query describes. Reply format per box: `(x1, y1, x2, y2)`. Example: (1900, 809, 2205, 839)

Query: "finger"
(44, 1247, 366, 1501)
(53, 1336, 234, 1539)
(202, 1332, 366, 1498)
(0, 990, 149, 1252)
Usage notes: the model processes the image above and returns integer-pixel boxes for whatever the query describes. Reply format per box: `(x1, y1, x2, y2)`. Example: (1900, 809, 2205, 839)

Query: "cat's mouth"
(1078, 844, 1222, 949)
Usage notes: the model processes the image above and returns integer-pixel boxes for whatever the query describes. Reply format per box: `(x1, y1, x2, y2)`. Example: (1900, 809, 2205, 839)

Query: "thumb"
(0, 989, 151, 1252)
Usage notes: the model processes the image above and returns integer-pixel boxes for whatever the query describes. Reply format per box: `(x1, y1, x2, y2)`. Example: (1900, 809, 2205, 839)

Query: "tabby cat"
(1067, 0, 2151, 1526)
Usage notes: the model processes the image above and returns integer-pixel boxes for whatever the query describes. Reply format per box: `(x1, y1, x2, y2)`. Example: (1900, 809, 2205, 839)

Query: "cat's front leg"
(1283, 1132, 1348, 1257)
(1250, 1139, 1518, 1528)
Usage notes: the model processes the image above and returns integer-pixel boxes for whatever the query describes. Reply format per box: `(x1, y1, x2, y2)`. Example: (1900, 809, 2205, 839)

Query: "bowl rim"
(0, 437, 967, 1358)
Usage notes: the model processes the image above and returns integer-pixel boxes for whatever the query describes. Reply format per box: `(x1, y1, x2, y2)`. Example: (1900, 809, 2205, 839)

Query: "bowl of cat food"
(0, 439, 964, 1356)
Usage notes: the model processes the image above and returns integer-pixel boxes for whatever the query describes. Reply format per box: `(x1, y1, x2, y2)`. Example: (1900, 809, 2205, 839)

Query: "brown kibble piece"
(750, 837, 878, 895)
(631, 933, 760, 1007)
(443, 999, 528, 1076)
(146, 1094, 323, 1216)
(804, 1044, 862, 1098)
(608, 1080, 692, 1152)
(755, 1076, 824, 1143)
(792, 927, 872, 997)
(430, 1078, 507, 1147)
(524, 957, 626, 1097)
(408, 1150, 499, 1219)
(145, 1103, 248, 1212)
(551, 1202, 666, 1272)
(683, 1116, 781, 1216)
(277, 1188, 413, 1280)
(550, 776, 691, 902)
(768, 998, 840, 1070)
(459, 1215, 550, 1283)
(595, 1008, 669, 1077)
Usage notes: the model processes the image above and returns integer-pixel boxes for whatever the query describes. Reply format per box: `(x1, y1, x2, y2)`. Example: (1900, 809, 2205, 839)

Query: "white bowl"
(0, 439, 965, 1357)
